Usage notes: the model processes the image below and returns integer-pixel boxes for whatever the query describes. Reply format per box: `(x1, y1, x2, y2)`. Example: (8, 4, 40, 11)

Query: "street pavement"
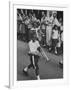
(17, 40, 63, 81)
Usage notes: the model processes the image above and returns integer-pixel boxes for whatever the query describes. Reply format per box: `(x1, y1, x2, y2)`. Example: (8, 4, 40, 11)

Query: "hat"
(52, 11, 57, 14)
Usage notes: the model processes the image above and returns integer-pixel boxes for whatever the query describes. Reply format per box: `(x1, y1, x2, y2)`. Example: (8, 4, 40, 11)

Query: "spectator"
(51, 25, 59, 54)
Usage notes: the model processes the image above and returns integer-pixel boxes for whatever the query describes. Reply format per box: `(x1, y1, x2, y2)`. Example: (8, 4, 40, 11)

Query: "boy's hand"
(37, 47, 41, 52)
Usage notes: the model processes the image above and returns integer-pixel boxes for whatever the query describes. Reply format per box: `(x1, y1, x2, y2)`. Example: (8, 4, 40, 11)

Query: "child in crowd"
(51, 25, 60, 54)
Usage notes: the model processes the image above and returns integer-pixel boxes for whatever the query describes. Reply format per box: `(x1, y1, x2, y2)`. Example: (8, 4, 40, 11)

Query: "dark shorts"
(52, 39, 58, 47)
(28, 54, 39, 76)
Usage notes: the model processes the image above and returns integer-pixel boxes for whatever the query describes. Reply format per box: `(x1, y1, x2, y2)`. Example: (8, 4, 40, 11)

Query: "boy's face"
(32, 34, 36, 42)
(32, 37, 36, 42)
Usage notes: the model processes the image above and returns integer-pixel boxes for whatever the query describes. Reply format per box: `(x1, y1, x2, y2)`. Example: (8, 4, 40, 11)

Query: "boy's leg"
(34, 55, 40, 80)
(23, 55, 34, 75)
(55, 46, 57, 54)
(54, 39, 58, 54)
(51, 39, 55, 52)
(28, 55, 35, 69)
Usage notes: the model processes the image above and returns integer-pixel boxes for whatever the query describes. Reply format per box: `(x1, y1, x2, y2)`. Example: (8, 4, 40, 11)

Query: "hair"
(52, 25, 58, 30)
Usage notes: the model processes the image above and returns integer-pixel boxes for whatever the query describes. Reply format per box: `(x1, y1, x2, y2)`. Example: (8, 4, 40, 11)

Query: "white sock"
(37, 75, 40, 80)
(24, 67, 28, 71)
(55, 50, 57, 54)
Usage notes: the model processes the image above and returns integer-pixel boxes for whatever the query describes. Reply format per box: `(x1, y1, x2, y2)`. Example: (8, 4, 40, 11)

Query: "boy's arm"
(36, 41, 41, 52)
(28, 41, 31, 51)
(37, 47, 41, 52)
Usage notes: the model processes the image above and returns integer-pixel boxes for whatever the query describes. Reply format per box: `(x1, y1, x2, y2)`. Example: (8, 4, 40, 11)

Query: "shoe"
(59, 62, 63, 69)
(23, 68, 28, 76)
(55, 50, 57, 55)
(36, 75, 40, 80)
(49, 47, 51, 51)
(45, 59, 51, 64)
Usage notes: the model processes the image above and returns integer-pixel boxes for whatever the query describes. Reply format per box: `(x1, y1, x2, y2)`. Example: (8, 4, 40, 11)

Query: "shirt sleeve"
(36, 41, 40, 47)
(28, 41, 31, 49)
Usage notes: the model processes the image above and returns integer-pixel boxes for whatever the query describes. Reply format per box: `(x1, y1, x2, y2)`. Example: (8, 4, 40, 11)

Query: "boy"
(23, 33, 41, 80)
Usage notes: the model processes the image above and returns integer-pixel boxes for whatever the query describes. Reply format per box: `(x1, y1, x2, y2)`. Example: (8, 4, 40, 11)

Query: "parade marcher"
(23, 34, 41, 80)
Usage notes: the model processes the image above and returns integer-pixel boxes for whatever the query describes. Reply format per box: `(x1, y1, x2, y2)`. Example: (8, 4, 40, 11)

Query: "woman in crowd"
(46, 11, 53, 47)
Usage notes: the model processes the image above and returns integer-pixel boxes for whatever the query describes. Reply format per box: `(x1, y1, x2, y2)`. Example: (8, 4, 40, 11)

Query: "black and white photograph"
(17, 8, 63, 81)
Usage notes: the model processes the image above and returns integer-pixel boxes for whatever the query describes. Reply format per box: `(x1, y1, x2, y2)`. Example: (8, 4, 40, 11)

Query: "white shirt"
(29, 40, 40, 52)
(52, 29, 59, 39)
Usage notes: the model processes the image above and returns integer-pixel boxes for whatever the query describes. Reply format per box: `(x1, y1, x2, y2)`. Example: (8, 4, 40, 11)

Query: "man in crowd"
(46, 11, 53, 47)
(52, 11, 61, 27)
(41, 11, 46, 46)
